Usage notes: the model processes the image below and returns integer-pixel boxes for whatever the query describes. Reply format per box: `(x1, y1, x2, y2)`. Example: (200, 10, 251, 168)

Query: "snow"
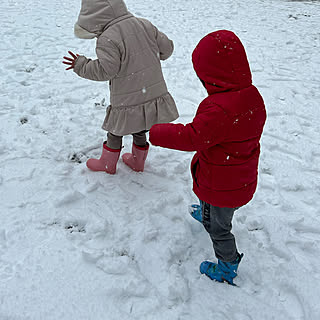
(1, 0, 320, 319)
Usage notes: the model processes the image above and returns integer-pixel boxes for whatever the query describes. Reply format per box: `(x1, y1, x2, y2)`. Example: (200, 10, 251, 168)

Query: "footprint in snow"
(20, 117, 28, 124)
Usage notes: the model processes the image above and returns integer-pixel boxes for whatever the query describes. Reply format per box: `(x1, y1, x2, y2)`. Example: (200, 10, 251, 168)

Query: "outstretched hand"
(62, 51, 79, 70)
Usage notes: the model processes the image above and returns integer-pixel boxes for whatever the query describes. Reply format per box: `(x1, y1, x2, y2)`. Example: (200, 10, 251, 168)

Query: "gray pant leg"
(106, 132, 123, 149)
(132, 130, 148, 147)
(107, 131, 147, 149)
(201, 201, 239, 262)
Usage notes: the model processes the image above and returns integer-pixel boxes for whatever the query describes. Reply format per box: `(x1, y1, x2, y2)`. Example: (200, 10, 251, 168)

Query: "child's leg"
(132, 130, 148, 147)
(201, 201, 239, 262)
(122, 130, 149, 172)
(106, 132, 123, 149)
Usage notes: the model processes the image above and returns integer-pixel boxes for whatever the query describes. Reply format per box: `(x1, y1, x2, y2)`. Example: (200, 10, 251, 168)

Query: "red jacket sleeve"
(149, 104, 229, 152)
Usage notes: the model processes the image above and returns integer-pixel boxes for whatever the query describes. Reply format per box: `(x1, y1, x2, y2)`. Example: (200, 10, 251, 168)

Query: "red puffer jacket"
(149, 30, 266, 208)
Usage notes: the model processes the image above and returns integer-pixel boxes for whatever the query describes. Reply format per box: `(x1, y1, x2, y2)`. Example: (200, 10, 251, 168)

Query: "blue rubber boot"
(188, 204, 202, 223)
(200, 253, 244, 285)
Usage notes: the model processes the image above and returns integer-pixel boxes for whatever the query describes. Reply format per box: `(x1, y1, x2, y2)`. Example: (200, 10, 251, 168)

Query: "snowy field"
(1, 0, 320, 319)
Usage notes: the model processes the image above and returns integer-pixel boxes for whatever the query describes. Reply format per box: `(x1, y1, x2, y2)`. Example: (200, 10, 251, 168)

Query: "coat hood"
(75, 0, 130, 36)
(192, 30, 252, 94)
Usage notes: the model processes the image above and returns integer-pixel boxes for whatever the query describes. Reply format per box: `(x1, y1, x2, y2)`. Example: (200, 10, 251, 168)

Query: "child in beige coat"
(63, 0, 178, 174)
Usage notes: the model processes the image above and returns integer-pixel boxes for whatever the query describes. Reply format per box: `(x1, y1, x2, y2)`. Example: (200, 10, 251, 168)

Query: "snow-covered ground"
(1, 0, 320, 319)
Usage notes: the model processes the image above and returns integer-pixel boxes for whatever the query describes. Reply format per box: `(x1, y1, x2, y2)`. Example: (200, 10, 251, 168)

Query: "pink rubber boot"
(86, 143, 121, 174)
(122, 143, 149, 172)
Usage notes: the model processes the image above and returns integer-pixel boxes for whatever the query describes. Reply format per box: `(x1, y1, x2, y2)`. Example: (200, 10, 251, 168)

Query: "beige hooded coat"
(73, 0, 179, 136)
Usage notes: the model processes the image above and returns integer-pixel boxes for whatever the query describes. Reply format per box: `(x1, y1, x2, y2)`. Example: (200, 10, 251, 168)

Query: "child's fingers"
(63, 56, 74, 62)
(62, 61, 73, 65)
(68, 51, 78, 59)
(65, 66, 74, 70)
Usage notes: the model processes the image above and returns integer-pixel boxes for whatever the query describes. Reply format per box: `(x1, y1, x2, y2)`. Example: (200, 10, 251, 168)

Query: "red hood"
(192, 30, 252, 94)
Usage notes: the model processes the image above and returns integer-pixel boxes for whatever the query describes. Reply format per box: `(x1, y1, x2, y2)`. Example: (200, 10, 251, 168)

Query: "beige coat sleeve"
(154, 27, 174, 61)
(73, 37, 121, 81)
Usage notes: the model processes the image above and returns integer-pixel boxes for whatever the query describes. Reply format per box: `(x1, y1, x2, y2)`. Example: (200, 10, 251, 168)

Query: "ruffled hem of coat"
(102, 93, 179, 136)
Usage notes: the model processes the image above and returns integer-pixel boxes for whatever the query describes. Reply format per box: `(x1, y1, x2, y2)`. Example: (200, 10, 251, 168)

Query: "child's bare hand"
(62, 51, 79, 70)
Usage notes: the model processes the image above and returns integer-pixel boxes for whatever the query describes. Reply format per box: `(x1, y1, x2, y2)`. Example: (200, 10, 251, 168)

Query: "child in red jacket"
(149, 30, 266, 285)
